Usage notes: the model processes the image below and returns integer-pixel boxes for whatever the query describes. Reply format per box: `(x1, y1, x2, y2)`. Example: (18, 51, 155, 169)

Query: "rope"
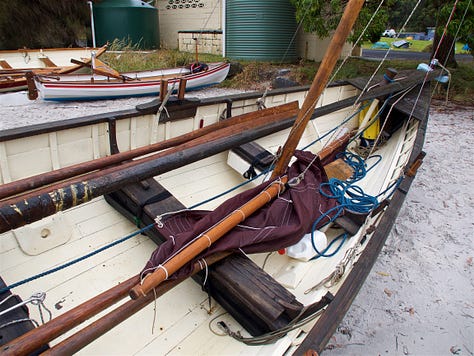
(431, 0, 461, 63)
(353, 0, 424, 107)
(0, 224, 155, 294)
(329, 0, 387, 84)
(217, 303, 326, 345)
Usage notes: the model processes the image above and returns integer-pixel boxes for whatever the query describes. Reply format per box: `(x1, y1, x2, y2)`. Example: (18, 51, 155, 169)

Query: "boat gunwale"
(0, 70, 436, 142)
(294, 87, 430, 354)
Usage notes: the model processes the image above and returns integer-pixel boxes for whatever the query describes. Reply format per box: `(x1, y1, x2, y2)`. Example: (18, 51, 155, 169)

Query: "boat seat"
(227, 142, 275, 181)
(104, 178, 185, 243)
(0, 60, 12, 69)
(38, 57, 57, 67)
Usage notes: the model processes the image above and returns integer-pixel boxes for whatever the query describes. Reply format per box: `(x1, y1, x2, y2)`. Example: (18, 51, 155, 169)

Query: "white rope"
(353, 0, 424, 107)
(329, 0, 387, 84)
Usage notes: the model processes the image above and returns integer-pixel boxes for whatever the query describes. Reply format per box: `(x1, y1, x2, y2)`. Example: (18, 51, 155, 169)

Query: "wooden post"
(270, 0, 365, 179)
(25, 71, 38, 100)
(160, 79, 168, 101)
(178, 78, 187, 99)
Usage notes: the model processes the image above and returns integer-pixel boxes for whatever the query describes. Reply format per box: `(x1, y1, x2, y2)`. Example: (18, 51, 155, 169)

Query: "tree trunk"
(431, 30, 457, 68)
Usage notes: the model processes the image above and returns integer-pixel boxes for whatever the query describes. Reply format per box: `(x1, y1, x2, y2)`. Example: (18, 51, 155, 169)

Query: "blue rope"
(0, 224, 155, 294)
(310, 232, 348, 260)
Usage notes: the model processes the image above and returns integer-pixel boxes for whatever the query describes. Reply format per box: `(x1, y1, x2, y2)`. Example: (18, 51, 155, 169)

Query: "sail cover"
(142, 150, 340, 278)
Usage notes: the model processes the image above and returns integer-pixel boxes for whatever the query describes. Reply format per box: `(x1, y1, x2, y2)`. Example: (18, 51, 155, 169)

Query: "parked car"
(382, 29, 396, 38)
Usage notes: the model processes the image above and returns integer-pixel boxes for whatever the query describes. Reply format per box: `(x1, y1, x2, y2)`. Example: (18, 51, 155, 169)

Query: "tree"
(430, 0, 473, 68)
(290, 0, 473, 68)
(0, 0, 90, 50)
(289, 0, 393, 44)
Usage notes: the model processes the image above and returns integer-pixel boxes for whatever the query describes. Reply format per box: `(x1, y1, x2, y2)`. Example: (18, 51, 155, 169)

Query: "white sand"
(1, 91, 473, 355)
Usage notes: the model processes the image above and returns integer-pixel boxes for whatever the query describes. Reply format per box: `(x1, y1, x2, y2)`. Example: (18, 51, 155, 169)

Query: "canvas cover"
(142, 150, 341, 278)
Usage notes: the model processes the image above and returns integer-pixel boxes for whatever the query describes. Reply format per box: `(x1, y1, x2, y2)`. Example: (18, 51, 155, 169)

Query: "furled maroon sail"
(141, 150, 341, 279)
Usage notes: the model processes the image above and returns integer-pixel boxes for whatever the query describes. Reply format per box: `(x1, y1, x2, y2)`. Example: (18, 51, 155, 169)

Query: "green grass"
(98, 45, 474, 105)
(363, 37, 471, 54)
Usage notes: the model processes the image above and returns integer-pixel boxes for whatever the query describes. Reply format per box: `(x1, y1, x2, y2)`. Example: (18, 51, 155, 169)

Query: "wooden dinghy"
(0, 46, 107, 93)
(0, 1, 439, 354)
(0, 67, 434, 355)
(31, 62, 231, 101)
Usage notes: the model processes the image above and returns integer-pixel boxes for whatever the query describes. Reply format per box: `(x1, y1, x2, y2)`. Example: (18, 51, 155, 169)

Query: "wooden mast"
(270, 0, 366, 179)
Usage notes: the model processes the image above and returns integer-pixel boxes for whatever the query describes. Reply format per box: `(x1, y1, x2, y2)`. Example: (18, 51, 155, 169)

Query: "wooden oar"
(0, 101, 298, 201)
(0, 252, 230, 356)
(270, 0, 366, 179)
(0, 107, 298, 234)
(70, 58, 124, 80)
(129, 175, 288, 299)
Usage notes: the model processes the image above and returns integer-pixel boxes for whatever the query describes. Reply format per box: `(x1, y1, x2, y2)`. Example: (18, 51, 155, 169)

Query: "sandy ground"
(1, 90, 473, 355)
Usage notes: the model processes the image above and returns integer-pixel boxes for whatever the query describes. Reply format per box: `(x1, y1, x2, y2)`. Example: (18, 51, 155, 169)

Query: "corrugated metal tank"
(93, 0, 159, 49)
(225, 0, 297, 62)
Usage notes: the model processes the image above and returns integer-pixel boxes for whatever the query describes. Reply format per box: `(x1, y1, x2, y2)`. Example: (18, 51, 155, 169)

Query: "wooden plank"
(38, 57, 57, 68)
(324, 158, 353, 181)
(0, 60, 12, 69)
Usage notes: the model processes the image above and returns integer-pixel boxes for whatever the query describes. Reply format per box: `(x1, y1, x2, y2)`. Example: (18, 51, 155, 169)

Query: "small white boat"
(0, 46, 107, 93)
(32, 62, 231, 101)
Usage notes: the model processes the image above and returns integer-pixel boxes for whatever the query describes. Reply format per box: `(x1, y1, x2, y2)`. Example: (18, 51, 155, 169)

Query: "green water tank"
(225, 0, 297, 62)
(93, 0, 159, 49)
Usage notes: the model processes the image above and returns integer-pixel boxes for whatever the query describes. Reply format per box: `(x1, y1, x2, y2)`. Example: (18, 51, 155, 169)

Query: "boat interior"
(0, 74, 429, 354)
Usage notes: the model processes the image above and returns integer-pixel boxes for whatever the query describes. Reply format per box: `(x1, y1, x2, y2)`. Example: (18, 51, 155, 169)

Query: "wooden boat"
(0, 46, 107, 93)
(0, 1, 439, 354)
(31, 62, 231, 101)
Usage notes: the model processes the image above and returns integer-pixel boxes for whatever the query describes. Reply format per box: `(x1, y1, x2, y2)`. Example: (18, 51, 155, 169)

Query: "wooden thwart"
(324, 158, 354, 181)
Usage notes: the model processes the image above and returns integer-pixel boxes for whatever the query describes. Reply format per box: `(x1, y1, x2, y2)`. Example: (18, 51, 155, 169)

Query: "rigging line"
(329, 0, 386, 84)
(431, 0, 461, 63)
(431, 0, 471, 102)
(367, 84, 417, 158)
(278, 1, 311, 66)
(353, 0, 424, 107)
(0, 224, 155, 294)
(443, 0, 472, 67)
(191, 0, 221, 62)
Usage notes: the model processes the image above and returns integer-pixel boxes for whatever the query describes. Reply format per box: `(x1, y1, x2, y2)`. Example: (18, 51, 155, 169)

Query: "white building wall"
(296, 30, 352, 62)
(156, 0, 352, 60)
(156, 0, 222, 49)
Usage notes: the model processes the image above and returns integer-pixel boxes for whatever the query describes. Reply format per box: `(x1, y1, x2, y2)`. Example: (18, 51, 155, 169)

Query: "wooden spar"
(0, 276, 138, 356)
(1, 252, 230, 356)
(41, 253, 230, 356)
(0, 107, 298, 234)
(70, 57, 122, 79)
(0, 102, 298, 201)
(270, 0, 365, 179)
(129, 176, 288, 299)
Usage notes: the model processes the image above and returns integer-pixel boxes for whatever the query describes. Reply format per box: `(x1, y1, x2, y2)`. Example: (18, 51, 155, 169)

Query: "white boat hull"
(0, 73, 432, 354)
(34, 62, 231, 101)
